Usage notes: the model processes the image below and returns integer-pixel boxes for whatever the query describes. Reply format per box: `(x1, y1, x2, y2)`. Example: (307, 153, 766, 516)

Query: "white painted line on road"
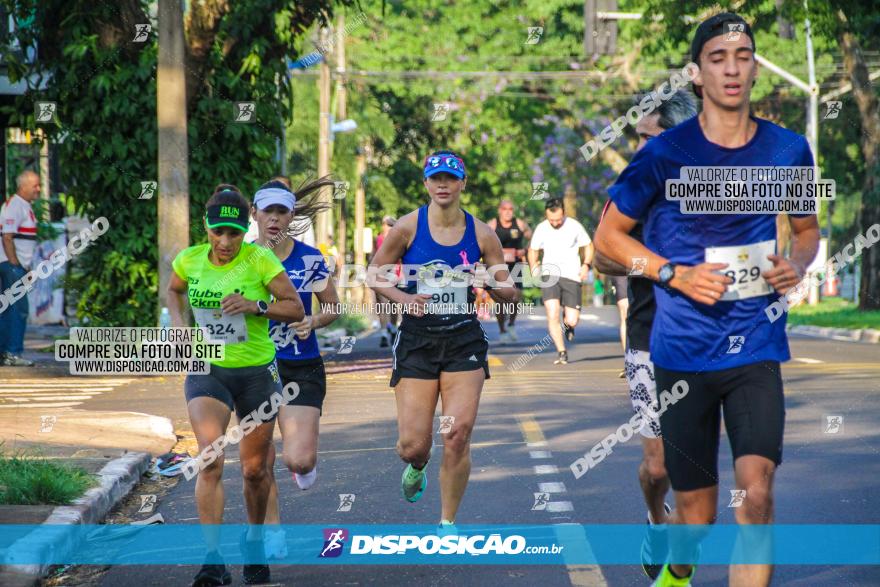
(527, 441, 547, 448)
(546, 501, 574, 512)
(533, 464, 559, 475)
(0, 403, 81, 408)
(793, 357, 825, 364)
(529, 450, 552, 459)
(5, 377, 134, 387)
(7, 395, 94, 402)
(538, 482, 566, 493)
(0, 388, 113, 393)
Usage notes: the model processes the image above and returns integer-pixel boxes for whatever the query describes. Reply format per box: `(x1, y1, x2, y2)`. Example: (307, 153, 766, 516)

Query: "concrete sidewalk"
(0, 325, 175, 585)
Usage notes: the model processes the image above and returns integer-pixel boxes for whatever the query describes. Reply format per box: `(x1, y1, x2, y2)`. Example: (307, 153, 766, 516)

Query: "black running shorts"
(390, 323, 490, 387)
(184, 360, 282, 420)
(541, 276, 582, 309)
(277, 357, 327, 413)
(655, 361, 785, 492)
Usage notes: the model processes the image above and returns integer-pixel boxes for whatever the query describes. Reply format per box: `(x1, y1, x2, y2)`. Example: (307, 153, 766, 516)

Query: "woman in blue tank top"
(368, 150, 519, 528)
(248, 177, 341, 560)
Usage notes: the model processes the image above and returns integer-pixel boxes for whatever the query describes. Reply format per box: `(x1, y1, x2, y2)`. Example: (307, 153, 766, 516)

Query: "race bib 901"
(705, 239, 775, 301)
(417, 270, 469, 315)
(192, 307, 248, 343)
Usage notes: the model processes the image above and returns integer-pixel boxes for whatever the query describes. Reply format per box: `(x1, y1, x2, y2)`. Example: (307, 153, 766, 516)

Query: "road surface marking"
(538, 482, 567, 493)
(517, 415, 546, 445)
(0, 378, 133, 408)
(546, 501, 574, 512)
(529, 450, 552, 459)
(534, 464, 559, 475)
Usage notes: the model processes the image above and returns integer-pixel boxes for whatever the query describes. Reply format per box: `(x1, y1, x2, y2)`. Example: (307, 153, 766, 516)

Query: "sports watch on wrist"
(255, 300, 269, 316)
(658, 263, 677, 287)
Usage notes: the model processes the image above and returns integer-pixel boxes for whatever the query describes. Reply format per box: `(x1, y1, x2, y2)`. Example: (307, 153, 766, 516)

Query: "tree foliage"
(1, 0, 343, 325)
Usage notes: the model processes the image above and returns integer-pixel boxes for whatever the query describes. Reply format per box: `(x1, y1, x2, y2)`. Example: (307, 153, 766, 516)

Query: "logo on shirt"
(726, 335, 745, 354)
(300, 258, 330, 290)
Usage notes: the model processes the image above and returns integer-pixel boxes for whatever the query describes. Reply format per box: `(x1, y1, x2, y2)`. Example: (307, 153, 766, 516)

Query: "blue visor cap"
(424, 154, 466, 179)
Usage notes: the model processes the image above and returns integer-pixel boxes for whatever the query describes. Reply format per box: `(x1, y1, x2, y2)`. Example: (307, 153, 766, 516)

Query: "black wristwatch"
(255, 300, 269, 316)
(658, 263, 677, 288)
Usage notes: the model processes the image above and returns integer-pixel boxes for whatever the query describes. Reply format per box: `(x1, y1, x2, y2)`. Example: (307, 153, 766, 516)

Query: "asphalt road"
(31, 305, 880, 586)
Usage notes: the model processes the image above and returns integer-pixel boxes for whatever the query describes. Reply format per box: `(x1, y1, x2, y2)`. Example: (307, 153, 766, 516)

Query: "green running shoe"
(650, 563, 695, 587)
(401, 463, 428, 502)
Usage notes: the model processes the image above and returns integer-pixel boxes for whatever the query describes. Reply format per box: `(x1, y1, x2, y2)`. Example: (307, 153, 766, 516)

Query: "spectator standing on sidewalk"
(0, 170, 41, 367)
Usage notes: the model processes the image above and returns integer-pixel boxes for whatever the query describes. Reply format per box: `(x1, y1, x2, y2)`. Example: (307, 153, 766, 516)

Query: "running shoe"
(641, 502, 672, 579)
(618, 369, 626, 379)
(239, 531, 270, 585)
(191, 551, 231, 587)
(499, 331, 511, 343)
(507, 325, 518, 341)
(563, 324, 575, 342)
(554, 351, 568, 365)
(294, 467, 317, 490)
(438, 519, 458, 537)
(2, 354, 34, 367)
(380, 334, 389, 348)
(401, 462, 428, 503)
(650, 563, 695, 587)
(264, 527, 288, 560)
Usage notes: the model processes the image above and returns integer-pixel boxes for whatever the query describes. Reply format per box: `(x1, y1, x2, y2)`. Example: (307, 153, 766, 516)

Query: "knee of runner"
(676, 495, 717, 525)
(397, 438, 431, 464)
(739, 484, 774, 516)
(442, 425, 472, 454)
(283, 452, 316, 475)
(199, 454, 225, 477)
(241, 461, 269, 484)
(642, 455, 667, 482)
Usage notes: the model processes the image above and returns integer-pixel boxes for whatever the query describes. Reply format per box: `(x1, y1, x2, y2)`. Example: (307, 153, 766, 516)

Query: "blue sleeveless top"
(269, 240, 330, 362)
(400, 205, 482, 332)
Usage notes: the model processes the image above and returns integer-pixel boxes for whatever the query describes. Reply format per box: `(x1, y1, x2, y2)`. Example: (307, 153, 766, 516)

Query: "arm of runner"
(367, 213, 431, 316)
(594, 202, 732, 306)
(579, 243, 593, 282)
(476, 221, 520, 303)
(167, 270, 189, 328)
(293, 269, 341, 339)
(220, 271, 304, 322)
(591, 249, 629, 276)
(527, 247, 540, 277)
(517, 218, 533, 243)
(763, 214, 819, 294)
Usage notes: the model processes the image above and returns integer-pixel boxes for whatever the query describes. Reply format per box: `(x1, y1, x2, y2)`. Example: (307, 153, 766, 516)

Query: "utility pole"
(335, 12, 348, 278)
(157, 0, 190, 323)
(316, 26, 332, 245)
(353, 145, 367, 305)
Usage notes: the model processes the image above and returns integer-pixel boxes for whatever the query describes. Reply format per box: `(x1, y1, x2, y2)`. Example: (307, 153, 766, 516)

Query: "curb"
(3, 451, 151, 579)
(787, 324, 880, 344)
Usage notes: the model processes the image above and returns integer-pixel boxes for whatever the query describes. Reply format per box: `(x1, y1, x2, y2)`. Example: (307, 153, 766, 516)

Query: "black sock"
(668, 565, 691, 579)
(412, 461, 427, 471)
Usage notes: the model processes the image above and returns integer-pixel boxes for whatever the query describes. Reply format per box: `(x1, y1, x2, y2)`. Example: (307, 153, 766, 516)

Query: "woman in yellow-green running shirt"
(167, 184, 303, 587)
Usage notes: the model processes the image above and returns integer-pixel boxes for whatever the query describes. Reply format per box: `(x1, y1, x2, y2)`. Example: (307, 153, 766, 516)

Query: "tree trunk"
(157, 0, 190, 322)
(837, 10, 880, 310)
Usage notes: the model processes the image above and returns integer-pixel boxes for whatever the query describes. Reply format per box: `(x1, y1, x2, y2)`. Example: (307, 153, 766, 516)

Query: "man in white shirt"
(0, 170, 41, 366)
(528, 197, 593, 365)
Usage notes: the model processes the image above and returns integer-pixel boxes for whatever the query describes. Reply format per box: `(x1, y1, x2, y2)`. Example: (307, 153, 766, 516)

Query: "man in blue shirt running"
(595, 12, 820, 587)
